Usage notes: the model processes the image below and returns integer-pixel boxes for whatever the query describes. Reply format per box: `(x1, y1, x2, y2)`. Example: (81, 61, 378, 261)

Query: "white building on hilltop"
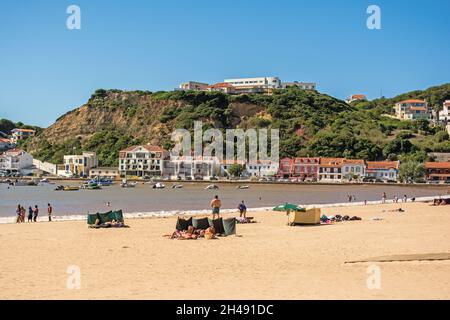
(11, 128, 36, 144)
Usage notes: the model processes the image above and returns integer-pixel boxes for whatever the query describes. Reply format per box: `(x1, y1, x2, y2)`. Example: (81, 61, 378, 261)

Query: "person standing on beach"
(210, 195, 222, 219)
(27, 206, 33, 222)
(47, 203, 53, 222)
(382, 192, 387, 204)
(33, 205, 39, 222)
(238, 201, 247, 218)
(403, 195, 408, 203)
(16, 205, 21, 223)
(394, 195, 398, 203)
(20, 206, 26, 223)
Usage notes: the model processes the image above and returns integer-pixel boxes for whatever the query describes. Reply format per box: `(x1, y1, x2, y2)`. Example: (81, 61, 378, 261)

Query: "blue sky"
(0, 0, 449, 127)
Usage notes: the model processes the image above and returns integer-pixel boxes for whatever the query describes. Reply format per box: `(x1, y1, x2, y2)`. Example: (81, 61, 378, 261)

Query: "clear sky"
(0, 0, 449, 127)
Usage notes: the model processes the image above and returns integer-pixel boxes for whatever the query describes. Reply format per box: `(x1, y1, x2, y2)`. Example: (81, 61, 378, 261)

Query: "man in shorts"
(210, 195, 222, 219)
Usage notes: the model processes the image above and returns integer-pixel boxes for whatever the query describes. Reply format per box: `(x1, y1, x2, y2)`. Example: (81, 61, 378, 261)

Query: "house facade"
(246, 160, 279, 177)
(394, 99, 432, 120)
(119, 145, 168, 178)
(424, 162, 450, 183)
(0, 138, 12, 150)
(166, 156, 221, 180)
(292, 157, 320, 181)
(63, 152, 98, 177)
(342, 159, 366, 181)
(439, 100, 450, 122)
(179, 81, 209, 91)
(318, 158, 345, 182)
(0, 148, 33, 174)
(89, 167, 120, 179)
(366, 161, 400, 181)
(11, 128, 36, 144)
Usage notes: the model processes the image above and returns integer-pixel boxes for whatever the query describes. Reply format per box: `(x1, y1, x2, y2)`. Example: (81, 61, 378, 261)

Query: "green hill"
(26, 85, 450, 167)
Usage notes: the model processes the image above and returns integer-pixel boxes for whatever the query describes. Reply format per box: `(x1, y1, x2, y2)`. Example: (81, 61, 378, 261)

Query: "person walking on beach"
(394, 195, 398, 203)
(238, 201, 247, 218)
(403, 195, 408, 203)
(33, 205, 39, 222)
(16, 205, 21, 223)
(47, 203, 53, 222)
(382, 192, 387, 204)
(210, 195, 222, 219)
(20, 206, 26, 223)
(27, 206, 33, 222)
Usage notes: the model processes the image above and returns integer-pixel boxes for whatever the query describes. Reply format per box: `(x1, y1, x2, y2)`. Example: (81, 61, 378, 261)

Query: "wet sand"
(0, 201, 449, 299)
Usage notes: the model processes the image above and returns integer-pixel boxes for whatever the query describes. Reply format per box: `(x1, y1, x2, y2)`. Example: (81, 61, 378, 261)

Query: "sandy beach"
(0, 201, 449, 300)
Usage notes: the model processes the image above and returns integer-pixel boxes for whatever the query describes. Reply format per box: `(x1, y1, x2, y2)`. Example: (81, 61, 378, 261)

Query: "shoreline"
(1, 194, 447, 225)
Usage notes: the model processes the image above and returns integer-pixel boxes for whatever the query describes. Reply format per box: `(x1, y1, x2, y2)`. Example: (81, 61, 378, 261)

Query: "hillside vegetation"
(25, 84, 450, 167)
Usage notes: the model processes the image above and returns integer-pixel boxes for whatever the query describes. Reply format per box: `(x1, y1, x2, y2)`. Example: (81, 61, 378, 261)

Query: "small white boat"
(205, 184, 219, 190)
(153, 182, 165, 189)
(40, 178, 50, 183)
(121, 179, 137, 188)
(172, 184, 183, 189)
(237, 185, 250, 189)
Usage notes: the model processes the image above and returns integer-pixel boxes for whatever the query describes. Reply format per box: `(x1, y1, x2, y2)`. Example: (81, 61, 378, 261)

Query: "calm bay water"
(1, 182, 449, 218)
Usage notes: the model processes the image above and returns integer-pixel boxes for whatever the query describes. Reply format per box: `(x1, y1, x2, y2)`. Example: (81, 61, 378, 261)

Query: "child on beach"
(210, 195, 222, 219)
(382, 192, 387, 204)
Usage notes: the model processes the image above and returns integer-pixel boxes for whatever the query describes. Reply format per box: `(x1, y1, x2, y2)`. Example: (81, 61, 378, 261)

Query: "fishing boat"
(63, 186, 80, 191)
(81, 182, 102, 190)
(172, 184, 183, 189)
(205, 184, 219, 190)
(152, 182, 165, 189)
(121, 179, 137, 188)
(237, 185, 250, 189)
(90, 178, 113, 186)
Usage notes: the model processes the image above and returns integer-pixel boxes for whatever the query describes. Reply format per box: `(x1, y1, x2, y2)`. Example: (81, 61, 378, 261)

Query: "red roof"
(343, 159, 365, 165)
(398, 99, 426, 104)
(208, 82, 234, 89)
(351, 94, 366, 100)
(12, 128, 35, 133)
(0, 138, 11, 143)
(320, 158, 345, 167)
(367, 161, 399, 170)
(120, 145, 166, 153)
(425, 162, 450, 169)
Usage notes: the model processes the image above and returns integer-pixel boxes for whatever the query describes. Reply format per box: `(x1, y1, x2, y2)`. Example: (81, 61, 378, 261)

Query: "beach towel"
(208, 218, 225, 235)
(176, 217, 193, 231)
(193, 217, 210, 230)
(223, 218, 236, 236)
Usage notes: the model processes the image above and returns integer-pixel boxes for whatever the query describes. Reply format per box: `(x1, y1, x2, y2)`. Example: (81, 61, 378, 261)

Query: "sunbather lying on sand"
(168, 226, 216, 240)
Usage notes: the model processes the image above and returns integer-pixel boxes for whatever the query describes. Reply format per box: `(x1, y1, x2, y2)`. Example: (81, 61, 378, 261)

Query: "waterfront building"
(89, 167, 120, 179)
(246, 160, 279, 178)
(167, 156, 221, 180)
(366, 161, 400, 182)
(119, 145, 168, 178)
(342, 159, 366, 181)
(318, 158, 345, 182)
(393, 99, 432, 120)
(424, 162, 450, 183)
(0, 148, 34, 174)
(277, 158, 295, 178)
(11, 128, 36, 144)
(207, 82, 236, 94)
(62, 152, 98, 177)
(292, 157, 320, 181)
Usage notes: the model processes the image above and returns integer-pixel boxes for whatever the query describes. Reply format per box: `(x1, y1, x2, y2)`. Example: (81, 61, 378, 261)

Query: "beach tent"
(87, 210, 124, 225)
(288, 208, 321, 226)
